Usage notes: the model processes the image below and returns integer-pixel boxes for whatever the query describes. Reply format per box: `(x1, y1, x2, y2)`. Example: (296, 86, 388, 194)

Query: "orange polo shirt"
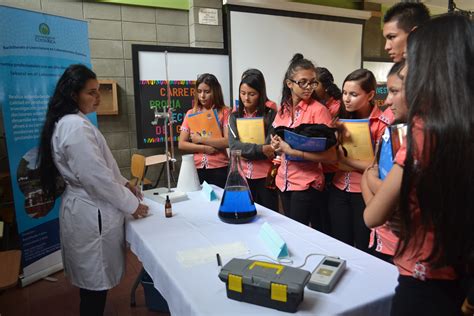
(393, 118, 456, 280)
(273, 99, 333, 192)
(181, 106, 230, 169)
(325, 97, 341, 118)
(332, 106, 393, 193)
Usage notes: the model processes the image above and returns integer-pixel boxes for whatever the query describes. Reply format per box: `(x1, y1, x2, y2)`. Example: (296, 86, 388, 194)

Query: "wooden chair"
(130, 154, 152, 187)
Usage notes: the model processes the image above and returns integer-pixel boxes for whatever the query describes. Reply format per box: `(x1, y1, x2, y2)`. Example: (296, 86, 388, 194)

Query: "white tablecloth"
(126, 187, 398, 315)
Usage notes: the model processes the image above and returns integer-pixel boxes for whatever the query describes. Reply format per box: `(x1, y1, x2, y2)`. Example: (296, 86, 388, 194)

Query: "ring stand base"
(143, 187, 188, 204)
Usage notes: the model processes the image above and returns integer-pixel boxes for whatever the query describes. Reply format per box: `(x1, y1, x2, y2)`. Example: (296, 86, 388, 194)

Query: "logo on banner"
(39, 23, 50, 35)
(35, 22, 55, 44)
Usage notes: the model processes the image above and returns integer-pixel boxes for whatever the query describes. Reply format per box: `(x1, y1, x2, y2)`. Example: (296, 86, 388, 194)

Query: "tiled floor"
(0, 249, 170, 316)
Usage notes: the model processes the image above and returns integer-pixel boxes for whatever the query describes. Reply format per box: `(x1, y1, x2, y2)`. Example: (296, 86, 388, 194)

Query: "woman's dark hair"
(194, 73, 226, 112)
(315, 67, 342, 100)
(387, 60, 405, 80)
(38, 64, 97, 198)
(237, 74, 269, 118)
(397, 14, 474, 270)
(280, 53, 317, 113)
(338, 69, 376, 119)
(241, 68, 270, 102)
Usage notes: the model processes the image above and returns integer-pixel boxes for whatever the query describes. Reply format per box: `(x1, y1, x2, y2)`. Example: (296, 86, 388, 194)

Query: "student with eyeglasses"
(178, 73, 230, 188)
(270, 53, 337, 229)
(328, 69, 393, 252)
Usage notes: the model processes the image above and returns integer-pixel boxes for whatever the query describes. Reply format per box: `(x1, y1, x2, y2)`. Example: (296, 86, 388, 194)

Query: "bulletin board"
(131, 45, 230, 149)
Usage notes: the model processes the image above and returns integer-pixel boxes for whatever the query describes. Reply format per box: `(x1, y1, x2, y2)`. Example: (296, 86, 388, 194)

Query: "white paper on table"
(176, 242, 249, 268)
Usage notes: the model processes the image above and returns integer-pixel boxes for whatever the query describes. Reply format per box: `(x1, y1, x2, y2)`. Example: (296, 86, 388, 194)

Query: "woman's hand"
(126, 182, 143, 200)
(276, 139, 292, 154)
(270, 135, 280, 151)
(262, 144, 275, 160)
(202, 145, 217, 154)
(190, 132, 203, 144)
(366, 164, 379, 180)
(132, 203, 149, 219)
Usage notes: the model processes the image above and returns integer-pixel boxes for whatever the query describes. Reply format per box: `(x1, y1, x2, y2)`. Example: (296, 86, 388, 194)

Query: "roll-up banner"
(0, 5, 94, 286)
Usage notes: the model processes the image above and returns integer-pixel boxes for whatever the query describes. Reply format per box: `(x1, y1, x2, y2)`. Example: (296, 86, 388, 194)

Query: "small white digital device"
(307, 257, 346, 293)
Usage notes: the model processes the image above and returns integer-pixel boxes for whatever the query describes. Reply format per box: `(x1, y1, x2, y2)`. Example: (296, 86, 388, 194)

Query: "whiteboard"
(138, 51, 230, 103)
(227, 8, 364, 106)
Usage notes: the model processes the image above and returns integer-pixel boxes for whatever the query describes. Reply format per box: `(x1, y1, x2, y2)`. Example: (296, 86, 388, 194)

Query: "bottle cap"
(166, 195, 170, 202)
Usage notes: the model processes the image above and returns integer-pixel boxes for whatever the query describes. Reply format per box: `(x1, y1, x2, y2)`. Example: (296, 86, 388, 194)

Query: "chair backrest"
(130, 154, 146, 186)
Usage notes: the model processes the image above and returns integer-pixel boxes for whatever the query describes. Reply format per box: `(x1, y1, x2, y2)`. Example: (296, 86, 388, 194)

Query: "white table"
(126, 187, 398, 315)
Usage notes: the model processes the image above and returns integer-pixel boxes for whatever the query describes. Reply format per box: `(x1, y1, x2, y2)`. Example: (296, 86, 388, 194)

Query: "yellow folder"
(339, 119, 374, 171)
(236, 117, 265, 145)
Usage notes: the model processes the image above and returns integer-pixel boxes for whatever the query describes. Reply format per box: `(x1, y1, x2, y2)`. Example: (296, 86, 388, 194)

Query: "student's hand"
(203, 145, 217, 154)
(366, 164, 379, 179)
(270, 135, 280, 151)
(276, 139, 292, 154)
(132, 203, 149, 219)
(126, 182, 143, 200)
(262, 144, 275, 160)
(190, 132, 203, 144)
(334, 119, 351, 141)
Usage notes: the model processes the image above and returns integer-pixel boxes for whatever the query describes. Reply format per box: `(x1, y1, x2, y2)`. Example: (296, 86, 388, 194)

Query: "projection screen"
(227, 6, 365, 107)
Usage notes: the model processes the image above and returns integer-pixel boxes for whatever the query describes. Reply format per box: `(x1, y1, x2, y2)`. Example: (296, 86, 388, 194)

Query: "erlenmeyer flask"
(218, 150, 256, 224)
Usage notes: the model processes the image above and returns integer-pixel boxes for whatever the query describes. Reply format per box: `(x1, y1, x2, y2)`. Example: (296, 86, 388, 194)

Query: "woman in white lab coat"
(38, 64, 149, 316)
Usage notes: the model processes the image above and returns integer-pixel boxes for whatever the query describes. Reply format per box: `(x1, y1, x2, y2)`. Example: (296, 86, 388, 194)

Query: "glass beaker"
(218, 150, 257, 224)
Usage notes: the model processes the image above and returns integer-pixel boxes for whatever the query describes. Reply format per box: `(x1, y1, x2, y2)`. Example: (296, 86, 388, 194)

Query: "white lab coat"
(52, 112, 139, 290)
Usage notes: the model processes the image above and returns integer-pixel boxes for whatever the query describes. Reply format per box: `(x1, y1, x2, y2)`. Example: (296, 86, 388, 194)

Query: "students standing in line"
(241, 68, 278, 111)
(38, 64, 149, 316)
(361, 61, 407, 263)
(179, 73, 230, 188)
(383, 2, 430, 63)
(328, 69, 393, 252)
(228, 72, 278, 211)
(270, 53, 336, 229)
(364, 14, 473, 316)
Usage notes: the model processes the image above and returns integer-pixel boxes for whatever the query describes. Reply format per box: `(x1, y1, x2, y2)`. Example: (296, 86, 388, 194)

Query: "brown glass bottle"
(265, 156, 281, 190)
(165, 195, 172, 218)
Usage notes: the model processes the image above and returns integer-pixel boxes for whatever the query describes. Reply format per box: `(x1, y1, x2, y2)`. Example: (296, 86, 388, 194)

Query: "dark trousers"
(328, 186, 370, 252)
(391, 276, 464, 316)
(247, 178, 278, 212)
(197, 166, 228, 189)
(280, 187, 325, 230)
(79, 288, 108, 316)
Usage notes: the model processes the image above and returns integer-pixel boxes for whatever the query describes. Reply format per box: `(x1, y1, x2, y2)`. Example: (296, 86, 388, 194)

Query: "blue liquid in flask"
(218, 186, 256, 224)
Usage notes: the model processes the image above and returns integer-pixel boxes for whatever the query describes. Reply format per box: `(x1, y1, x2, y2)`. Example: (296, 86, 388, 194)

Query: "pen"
(216, 253, 222, 267)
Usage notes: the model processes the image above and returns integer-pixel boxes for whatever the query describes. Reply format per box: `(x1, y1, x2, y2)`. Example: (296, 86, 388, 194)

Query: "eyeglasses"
(288, 78, 319, 89)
